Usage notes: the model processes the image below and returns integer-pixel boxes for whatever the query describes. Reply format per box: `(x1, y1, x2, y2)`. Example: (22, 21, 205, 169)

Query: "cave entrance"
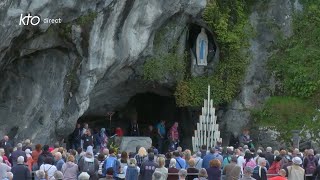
(72, 92, 196, 150)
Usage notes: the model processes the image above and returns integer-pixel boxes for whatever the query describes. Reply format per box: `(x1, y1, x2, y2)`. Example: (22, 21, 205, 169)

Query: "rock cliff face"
(0, 0, 206, 144)
(221, 0, 302, 146)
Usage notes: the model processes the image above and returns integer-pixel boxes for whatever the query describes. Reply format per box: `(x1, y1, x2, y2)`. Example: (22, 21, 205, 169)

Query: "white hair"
(17, 143, 22, 149)
(78, 172, 90, 180)
(17, 156, 24, 164)
(258, 157, 266, 165)
(178, 169, 188, 178)
(55, 152, 62, 159)
(169, 158, 176, 168)
(54, 171, 63, 179)
(36, 170, 46, 178)
(266, 147, 272, 152)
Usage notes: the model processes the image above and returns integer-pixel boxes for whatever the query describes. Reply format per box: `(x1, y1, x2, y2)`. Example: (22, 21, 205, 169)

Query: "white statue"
(196, 28, 208, 66)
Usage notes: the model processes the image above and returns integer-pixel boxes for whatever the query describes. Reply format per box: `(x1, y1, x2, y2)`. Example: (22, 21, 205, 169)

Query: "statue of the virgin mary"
(196, 28, 208, 66)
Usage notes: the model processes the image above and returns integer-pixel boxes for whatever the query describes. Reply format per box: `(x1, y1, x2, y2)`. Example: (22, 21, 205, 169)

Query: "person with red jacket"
(268, 156, 282, 178)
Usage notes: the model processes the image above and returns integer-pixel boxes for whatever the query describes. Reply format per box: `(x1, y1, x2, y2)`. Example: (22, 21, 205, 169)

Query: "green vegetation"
(143, 53, 187, 82)
(253, 0, 320, 144)
(175, 0, 251, 107)
(252, 97, 320, 144)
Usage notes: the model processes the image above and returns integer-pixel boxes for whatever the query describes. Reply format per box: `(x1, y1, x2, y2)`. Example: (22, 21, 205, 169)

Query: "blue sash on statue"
(200, 40, 205, 61)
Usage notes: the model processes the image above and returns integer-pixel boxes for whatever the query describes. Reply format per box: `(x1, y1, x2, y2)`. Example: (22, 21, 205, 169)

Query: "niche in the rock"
(188, 24, 216, 64)
(188, 23, 217, 76)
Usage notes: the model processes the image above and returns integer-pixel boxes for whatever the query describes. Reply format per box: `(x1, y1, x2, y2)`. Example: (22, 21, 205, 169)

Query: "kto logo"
(19, 13, 40, 26)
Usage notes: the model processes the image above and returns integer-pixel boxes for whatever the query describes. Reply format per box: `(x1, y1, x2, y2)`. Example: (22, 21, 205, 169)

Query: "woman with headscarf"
(78, 146, 99, 180)
(99, 128, 108, 153)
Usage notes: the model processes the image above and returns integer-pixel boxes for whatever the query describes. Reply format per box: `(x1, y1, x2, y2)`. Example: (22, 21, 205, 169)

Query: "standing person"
(73, 123, 82, 150)
(145, 125, 156, 146)
(0, 156, 11, 179)
(252, 158, 267, 180)
(38, 145, 54, 167)
(187, 159, 199, 180)
(240, 166, 255, 180)
(97, 154, 106, 179)
(178, 169, 188, 180)
(153, 157, 168, 180)
(239, 129, 253, 148)
(130, 119, 140, 136)
(10, 143, 27, 167)
(32, 144, 42, 170)
(82, 129, 94, 151)
(78, 146, 99, 180)
(243, 151, 256, 169)
(81, 123, 89, 149)
(206, 159, 221, 180)
(169, 122, 180, 150)
(124, 158, 140, 180)
(168, 158, 179, 180)
(11, 156, 30, 180)
(0, 136, 12, 157)
(102, 148, 120, 178)
(223, 156, 241, 180)
(194, 168, 208, 180)
(118, 151, 128, 180)
(39, 157, 58, 180)
(194, 152, 203, 170)
(174, 151, 186, 169)
(287, 157, 305, 180)
(156, 120, 166, 154)
(22, 139, 32, 151)
(0, 149, 10, 167)
(140, 153, 158, 180)
(25, 149, 33, 171)
(304, 149, 318, 180)
(203, 147, 223, 169)
(61, 155, 78, 180)
(234, 148, 245, 174)
(265, 147, 275, 165)
(54, 152, 65, 171)
(99, 128, 108, 153)
(134, 147, 147, 167)
(268, 156, 282, 178)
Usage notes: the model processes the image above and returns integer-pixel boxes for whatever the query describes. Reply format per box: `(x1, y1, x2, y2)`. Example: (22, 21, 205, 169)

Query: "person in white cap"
(25, 148, 33, 171)
(287, 157, 304, 180)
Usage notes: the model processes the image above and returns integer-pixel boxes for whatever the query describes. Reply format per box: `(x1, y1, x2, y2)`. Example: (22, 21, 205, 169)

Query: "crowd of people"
(0, 124, 320, 180)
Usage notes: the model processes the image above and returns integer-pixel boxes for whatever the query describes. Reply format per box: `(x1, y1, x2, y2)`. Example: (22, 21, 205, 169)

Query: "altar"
(119, 136, 152, 153)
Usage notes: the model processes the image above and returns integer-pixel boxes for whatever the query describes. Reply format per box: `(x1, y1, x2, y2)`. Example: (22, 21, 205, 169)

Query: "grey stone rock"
(0, 0, 206, 145)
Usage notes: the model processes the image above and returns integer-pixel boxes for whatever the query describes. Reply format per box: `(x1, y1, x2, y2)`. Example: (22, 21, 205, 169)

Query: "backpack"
(102, 157, 119, 176)
(82, 160, 96, 176)
(306, 157, 316, 174)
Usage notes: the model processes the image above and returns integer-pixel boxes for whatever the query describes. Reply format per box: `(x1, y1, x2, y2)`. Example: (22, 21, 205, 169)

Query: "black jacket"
(37, 151, 54, 166)
(11, 164, 31, 180)
(82, 134, 94, 150)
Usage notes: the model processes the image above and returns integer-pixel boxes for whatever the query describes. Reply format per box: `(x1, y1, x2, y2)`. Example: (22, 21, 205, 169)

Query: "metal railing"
(29, 172, 313, 180)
